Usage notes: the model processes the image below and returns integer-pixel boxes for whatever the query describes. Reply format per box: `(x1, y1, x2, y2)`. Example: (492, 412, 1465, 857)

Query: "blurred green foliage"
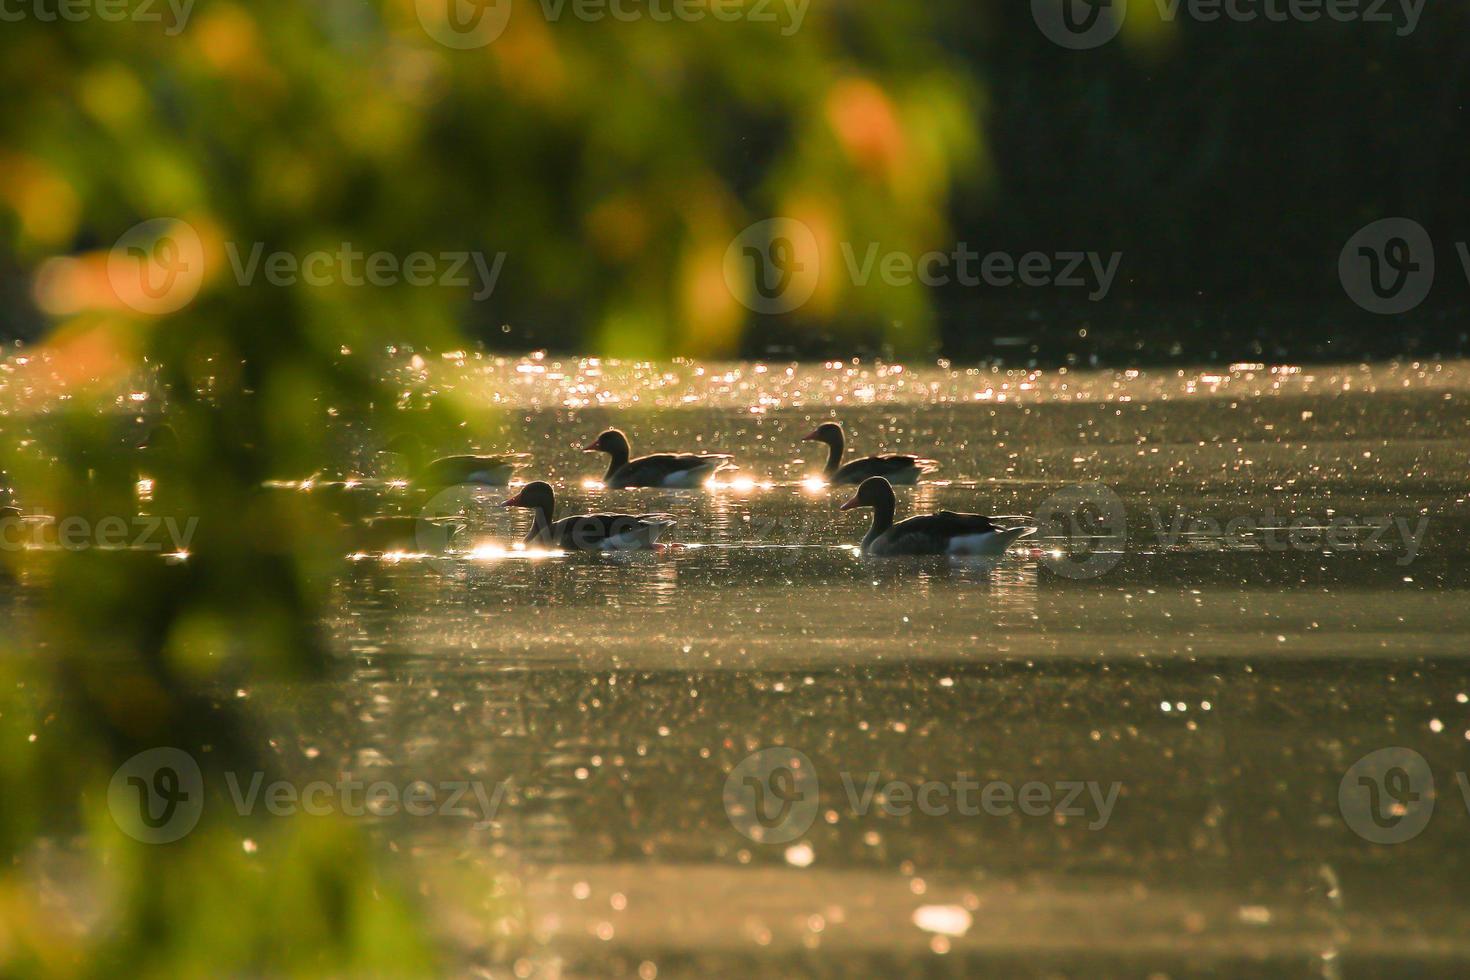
(3, 0, 1469, 970)
(1, 0, 981, 358)
(0, 0, 979, 974)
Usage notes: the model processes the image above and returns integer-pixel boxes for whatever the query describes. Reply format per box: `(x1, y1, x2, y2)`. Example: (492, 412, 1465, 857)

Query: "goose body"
(504, 482, 674, 550)
(420, 454, 529, 488)
(804, 422, 937, 485)
(841, 477, 1033, 557)
(864, 513, 1035, 557)
(585, 429, 733, 489)
(385, 434, 529, 488)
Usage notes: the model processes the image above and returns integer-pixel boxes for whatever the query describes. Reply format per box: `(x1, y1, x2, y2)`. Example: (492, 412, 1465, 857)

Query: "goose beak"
(839, 495, 861, 511)
(582, 441, 600, 452)
(801, 429, 820, 441)
(501, 492, 523, 508)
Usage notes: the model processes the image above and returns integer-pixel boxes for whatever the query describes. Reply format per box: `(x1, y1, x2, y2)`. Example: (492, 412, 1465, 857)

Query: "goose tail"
(603, 515, 677, 549)
(994, 525, 1035, 549)
(947, 524, 1035, 557)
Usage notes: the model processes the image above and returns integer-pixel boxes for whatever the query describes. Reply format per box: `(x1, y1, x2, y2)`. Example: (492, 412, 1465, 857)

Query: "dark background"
(2, 1, 1467, 365)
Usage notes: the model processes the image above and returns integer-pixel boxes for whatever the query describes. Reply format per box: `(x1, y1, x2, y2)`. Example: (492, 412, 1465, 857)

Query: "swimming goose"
(384, 433, 529, 489)
(840, 477, 1034, 557)
(419, 454, 529, 488)
(584, 429, 733, 489)
(803, 422, 937, 485)
(503, 481, 674, 550)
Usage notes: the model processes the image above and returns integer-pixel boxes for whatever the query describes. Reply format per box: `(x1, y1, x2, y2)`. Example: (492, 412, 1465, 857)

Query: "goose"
(584, 429, 733, 489)
(803, 422, 937, 485)
(502, 481, 674, 550)
(840, 476, 1034, 557)
(384, 433, 528, 489)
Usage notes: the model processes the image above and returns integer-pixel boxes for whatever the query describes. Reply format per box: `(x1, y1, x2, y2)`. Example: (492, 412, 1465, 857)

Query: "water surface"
(12, 357, 1470, 975)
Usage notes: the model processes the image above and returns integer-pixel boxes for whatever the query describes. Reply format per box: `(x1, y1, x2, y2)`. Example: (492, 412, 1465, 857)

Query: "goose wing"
(610, 453, 732, 488)
(550, 513, 675, 550)
(422, 454, 528, 486)
(874, 512, 999, 555)
(832, 454, 938, 484)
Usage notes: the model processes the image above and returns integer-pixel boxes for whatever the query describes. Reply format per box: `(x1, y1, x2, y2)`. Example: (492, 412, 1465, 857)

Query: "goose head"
(839, 476, 895, 512)
(501, 481, 555, 513)
(802, 421, 844, 447)
(583, 429, 631, 459)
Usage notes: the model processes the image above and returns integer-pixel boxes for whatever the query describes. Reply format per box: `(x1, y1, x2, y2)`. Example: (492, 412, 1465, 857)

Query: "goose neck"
(823, 437, 843, 477)
(864, 495, 895, 548)
(604, 447, 629, 481)
(524, 502, 552, 543)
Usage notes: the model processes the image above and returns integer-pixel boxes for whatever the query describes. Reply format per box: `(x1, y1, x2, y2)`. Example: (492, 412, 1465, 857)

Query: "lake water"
(10, 356, 1470, 975)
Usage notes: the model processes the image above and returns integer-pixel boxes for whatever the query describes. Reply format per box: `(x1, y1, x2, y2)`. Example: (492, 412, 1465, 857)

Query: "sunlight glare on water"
(6, 353, 1470, 974)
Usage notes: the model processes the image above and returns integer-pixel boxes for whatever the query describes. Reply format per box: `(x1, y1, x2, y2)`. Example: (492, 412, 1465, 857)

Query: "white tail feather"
(946, 525, 1035, 556)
